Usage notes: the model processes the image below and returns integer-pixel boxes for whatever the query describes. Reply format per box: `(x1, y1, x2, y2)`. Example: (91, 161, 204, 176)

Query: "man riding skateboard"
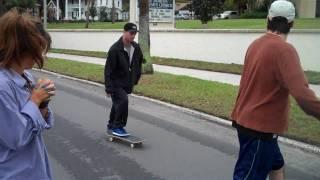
(104, 23, 144, 137)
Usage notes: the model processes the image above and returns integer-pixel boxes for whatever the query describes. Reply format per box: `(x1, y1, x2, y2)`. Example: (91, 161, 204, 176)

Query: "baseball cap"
(268, 0, 295, 23)
(124, 22, 138, 32)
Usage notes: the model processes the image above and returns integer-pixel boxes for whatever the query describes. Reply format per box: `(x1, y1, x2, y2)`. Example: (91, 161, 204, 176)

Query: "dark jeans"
(107, 88, 129, 129)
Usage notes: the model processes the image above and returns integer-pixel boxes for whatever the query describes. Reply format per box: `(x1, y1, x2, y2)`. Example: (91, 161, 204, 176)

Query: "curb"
(33, 68, 320, 155)
(47, 29, 320, 34)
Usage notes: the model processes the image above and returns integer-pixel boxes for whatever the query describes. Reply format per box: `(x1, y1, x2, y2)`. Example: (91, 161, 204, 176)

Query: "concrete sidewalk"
(47, 52, 320, 96)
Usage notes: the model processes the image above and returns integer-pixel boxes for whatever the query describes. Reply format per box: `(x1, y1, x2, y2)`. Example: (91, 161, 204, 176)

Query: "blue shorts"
(233, 130, 284, 180)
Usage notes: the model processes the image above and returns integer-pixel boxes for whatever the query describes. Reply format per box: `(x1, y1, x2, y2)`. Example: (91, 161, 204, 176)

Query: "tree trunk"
(85, 12, 89, 28)
(138, 0, 153, 74)
(85, 0, 91, 28)
(111, 0, 116, 24)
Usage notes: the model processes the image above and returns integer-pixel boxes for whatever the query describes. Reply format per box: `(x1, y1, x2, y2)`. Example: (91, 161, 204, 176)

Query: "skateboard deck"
(106, 132, 143, 148)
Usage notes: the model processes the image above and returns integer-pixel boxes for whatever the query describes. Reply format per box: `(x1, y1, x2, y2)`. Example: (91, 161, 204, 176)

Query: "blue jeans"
(233, 130, 284, 180)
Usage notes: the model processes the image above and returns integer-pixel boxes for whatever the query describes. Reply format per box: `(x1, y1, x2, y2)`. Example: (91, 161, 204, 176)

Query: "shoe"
(112, 128, 129, 137)
(120, 127, 130, 136)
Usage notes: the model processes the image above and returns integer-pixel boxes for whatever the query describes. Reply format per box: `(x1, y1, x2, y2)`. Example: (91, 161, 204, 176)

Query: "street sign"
(149, 0, 174, 22)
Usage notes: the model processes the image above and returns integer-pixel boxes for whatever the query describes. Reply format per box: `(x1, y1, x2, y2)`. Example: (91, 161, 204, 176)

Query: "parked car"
(218, 11, 239, 19)
(175, 13, 190, 20)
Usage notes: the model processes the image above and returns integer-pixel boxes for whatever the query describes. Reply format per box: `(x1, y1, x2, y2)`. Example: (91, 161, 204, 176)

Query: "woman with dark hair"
(0, 9, 55, 179)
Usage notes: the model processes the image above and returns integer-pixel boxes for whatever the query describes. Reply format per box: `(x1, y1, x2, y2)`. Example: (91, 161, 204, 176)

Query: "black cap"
(124, 22, 138, 32)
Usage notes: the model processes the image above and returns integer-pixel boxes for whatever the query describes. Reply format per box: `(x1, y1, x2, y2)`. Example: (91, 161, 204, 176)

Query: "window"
(118, 1, 120, 7)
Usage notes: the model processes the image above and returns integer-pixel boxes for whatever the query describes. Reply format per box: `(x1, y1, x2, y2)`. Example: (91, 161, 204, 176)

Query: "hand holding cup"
(30, 78, 55, 108)
(38, 78, 56, 97)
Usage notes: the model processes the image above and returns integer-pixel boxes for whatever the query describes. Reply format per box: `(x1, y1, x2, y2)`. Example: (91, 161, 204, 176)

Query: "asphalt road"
(32, 70, 320, 180)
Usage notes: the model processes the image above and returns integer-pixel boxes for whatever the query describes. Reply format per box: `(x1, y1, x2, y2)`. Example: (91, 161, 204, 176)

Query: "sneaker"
(112, 128, 129, 137)
(120, 127, 130, 136)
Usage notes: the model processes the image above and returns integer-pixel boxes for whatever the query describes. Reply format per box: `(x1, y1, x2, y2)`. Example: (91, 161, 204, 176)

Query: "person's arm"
(135, 46, 144, 85)
(40, 107, 54, 129)
(277, 46, 320, 119)
(105, 49, 117, 94)
(0, 90, 48, 150)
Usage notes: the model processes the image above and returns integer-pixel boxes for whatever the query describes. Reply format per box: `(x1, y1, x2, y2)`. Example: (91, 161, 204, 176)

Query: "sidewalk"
(47, 52, 320, 96)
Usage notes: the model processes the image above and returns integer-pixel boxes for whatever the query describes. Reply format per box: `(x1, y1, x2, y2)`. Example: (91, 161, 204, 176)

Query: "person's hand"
(38, 79, 56, 97)
(40, 107, 49, 120)
(30, 86, 50, 106)
(31, 79, 56, 106)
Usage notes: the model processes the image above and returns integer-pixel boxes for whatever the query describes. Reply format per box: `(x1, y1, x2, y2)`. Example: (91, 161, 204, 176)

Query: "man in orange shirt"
(231, 0, 320, 179)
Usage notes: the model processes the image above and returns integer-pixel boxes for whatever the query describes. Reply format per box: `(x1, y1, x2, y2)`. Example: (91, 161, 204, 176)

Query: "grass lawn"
(47, 19, 320, 29)
(41, 58, 320, 146)
(50, 48, 107, 58)
(49, 48, 320, 84)
(48, 21, 126, 29)
(176, 19, 320, 29)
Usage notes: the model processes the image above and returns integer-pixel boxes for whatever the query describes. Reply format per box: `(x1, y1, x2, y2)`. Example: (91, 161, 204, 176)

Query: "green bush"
(241, 11, 267, 19)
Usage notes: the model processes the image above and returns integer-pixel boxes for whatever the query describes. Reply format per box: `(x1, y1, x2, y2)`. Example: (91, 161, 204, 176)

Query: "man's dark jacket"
(104, 37, 143, 94)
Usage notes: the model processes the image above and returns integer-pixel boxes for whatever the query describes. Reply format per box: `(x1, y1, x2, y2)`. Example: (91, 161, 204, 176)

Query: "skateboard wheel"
(130, 144, 135, 148)
(109, 137, 114, 142)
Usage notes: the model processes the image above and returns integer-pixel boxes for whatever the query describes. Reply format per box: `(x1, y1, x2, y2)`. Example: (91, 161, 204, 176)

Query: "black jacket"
(104, 37, 143, 94)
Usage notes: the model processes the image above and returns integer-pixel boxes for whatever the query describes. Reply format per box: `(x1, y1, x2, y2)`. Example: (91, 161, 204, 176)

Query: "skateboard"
(106, 132, 143, 148)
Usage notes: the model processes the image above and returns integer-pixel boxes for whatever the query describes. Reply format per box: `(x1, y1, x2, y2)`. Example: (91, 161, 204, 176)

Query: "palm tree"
(111, 0, 116, 24)
(85, 0, 95, 28)
(138, 0, 153, 73)
(5, 0, 36, 11)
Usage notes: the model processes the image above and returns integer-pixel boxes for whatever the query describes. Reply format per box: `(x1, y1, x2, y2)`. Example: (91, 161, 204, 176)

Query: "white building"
(48, 0, 123, 20)
(292, 0, 320, 18)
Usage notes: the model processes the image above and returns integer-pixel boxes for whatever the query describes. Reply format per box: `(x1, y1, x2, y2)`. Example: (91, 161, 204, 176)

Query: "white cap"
(268, 0, 295, 22)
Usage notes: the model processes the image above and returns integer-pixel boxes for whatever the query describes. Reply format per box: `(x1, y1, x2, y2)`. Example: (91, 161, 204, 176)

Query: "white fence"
(49, 29, 320, 71)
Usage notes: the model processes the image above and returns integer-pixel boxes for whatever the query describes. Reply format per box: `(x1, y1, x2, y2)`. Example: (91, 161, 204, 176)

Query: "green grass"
(47, 21, 127, 29)
(49, 48, 320, 84)
(42, 58, 320, 146)
(50, 48, 107, 58)
(175, 19, 320, 29)
(47, 19, 320, 29)
(152, 56, 243, 75)
(305, 71, 320, 85)
(43, 58, 104, 82)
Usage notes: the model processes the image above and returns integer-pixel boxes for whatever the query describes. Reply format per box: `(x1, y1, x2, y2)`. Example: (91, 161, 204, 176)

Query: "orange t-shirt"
(231, 33, 320, 134)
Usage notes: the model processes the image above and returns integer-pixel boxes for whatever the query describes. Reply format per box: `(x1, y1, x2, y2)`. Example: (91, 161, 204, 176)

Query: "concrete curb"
(33, 68, 320, 155)
(47, 29, 320, 34)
